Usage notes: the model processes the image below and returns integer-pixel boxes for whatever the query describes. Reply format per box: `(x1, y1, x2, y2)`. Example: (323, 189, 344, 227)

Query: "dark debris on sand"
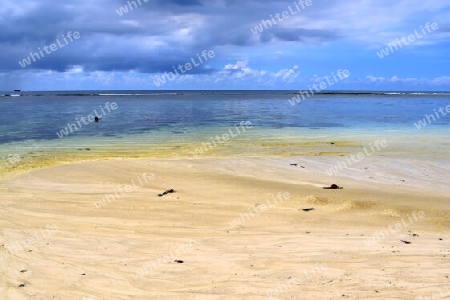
(323, 184, 343, 189)
(290, 163, 306, 168)
(158, 189, 176, 197)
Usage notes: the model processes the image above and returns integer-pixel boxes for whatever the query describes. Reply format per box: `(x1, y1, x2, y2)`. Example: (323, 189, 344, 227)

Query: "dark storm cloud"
(0, 3, 77, 44)
(156, 0, 203, 6)
(260, 28, 342, 43)
(0, 0, 343, 73)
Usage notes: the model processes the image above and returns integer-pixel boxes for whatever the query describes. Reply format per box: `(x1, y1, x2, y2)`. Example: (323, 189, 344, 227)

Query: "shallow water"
(0, 90, 448, 175)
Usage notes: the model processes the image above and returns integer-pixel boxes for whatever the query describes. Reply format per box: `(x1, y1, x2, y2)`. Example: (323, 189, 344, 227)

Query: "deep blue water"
(0, 90, 449, 144)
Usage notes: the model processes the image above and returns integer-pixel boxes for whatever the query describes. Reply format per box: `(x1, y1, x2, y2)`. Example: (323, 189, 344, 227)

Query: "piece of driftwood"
(158, 189, 176, 197)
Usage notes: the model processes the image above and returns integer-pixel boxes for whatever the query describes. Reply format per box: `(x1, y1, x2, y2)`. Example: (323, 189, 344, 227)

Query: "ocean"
(0, 90, 448, 173)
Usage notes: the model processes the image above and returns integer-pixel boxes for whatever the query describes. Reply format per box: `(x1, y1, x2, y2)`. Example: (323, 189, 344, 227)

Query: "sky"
(1, 0, 449, 91)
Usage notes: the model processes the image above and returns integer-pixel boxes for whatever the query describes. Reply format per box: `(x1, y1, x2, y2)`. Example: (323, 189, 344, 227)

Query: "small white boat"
(11, 90, 21, 97)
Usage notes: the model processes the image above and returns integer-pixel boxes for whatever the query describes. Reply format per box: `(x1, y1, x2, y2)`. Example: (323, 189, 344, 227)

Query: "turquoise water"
(0, 90, 448, 163)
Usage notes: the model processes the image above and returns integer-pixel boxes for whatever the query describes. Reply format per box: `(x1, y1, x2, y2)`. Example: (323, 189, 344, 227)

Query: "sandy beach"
(0, 154, 449, 299)
(2, 0, 450, 298)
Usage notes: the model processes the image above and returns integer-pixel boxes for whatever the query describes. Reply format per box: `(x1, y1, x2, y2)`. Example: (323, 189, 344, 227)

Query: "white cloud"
(119, 20, 141, 27)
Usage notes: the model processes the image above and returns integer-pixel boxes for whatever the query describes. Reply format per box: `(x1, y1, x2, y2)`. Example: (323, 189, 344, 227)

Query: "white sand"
(0, 156, 449, 299)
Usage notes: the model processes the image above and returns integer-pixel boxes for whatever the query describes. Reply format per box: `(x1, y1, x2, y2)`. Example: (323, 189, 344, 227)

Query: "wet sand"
(0, 154, 449, 299)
